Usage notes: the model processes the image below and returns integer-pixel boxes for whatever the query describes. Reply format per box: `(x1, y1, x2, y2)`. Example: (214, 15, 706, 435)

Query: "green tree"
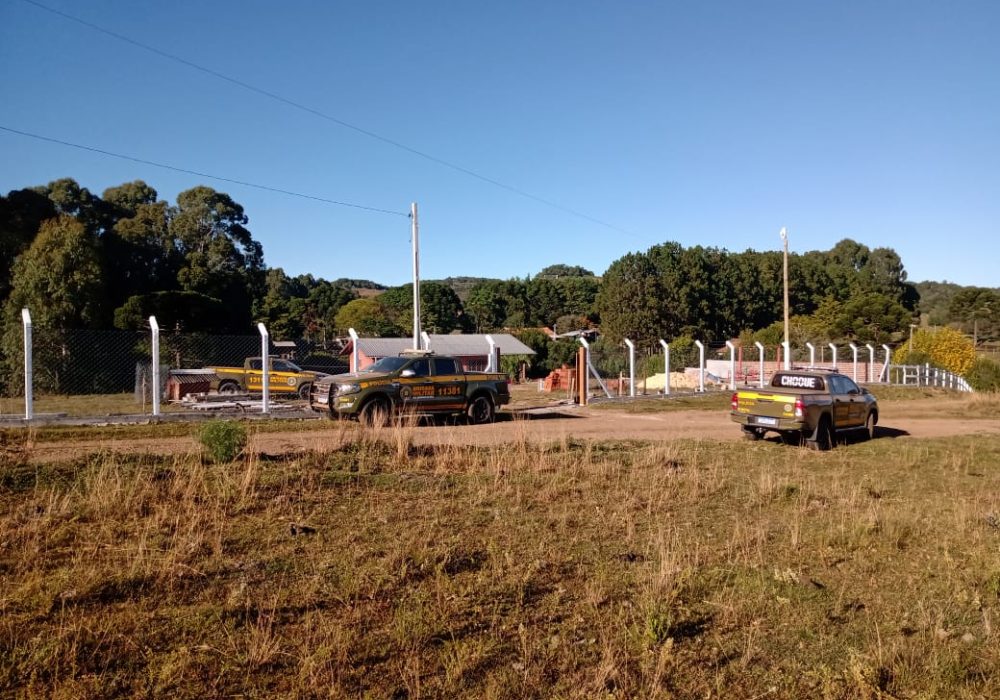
(334, 298, 402, 336)
(378, 282, 468, 334)
(170, 186, 265, 331)
(0, 188, 56, 299)
(948, 287, 1000, 344)
(4, 215, 104, 328)
(537, 263, 594, 278)
(835, 293, 910, 343)
(597, 252, 666, 346)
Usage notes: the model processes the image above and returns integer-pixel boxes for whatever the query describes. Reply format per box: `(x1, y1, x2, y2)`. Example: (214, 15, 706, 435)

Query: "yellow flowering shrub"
(894, 327, 976, 376)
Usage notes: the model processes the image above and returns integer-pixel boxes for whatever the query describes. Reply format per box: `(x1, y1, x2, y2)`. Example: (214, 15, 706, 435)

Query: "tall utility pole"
(411, 202, 421, 350)
(780, 227, 790, 370)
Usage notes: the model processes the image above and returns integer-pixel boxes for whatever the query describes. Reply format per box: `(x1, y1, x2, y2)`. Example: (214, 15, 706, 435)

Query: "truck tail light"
(794, 398, 804, 419)
(731, 392, 739, 411)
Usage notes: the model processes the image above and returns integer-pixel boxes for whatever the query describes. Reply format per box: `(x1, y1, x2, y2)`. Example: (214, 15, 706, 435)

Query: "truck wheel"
(807, 417, 833, 451)
(741, 426, 763, 441)
(298, 382, 312, 400)
(865, 412, 877, 440)
(219, 380, 240, 395)
(780, 431, 802, 446)
(360, 396, 391, 428)
(466, 395, 495, 425)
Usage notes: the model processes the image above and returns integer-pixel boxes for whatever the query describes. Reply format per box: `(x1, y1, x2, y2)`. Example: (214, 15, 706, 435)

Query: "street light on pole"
(780, 227, 790, 370)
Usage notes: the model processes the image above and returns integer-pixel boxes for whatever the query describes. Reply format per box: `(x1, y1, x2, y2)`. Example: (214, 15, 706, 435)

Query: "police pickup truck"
(731, 369, 878, 449)
(309, 350, 510, 425)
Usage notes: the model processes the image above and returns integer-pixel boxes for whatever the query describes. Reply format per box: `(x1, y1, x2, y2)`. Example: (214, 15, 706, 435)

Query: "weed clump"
(198, 420, 247, 463)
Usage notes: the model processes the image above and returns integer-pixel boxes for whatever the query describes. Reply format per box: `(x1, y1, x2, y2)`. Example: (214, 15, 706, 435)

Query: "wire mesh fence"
(0, 324, 351, 420)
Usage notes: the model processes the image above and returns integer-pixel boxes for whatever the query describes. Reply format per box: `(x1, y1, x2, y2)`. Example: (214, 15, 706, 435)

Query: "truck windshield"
(364, 357, 409, 373)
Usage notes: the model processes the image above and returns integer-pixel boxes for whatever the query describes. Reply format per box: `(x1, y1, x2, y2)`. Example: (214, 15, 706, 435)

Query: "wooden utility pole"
(411, 202, 421, 350)
(781, 227, 790, 370)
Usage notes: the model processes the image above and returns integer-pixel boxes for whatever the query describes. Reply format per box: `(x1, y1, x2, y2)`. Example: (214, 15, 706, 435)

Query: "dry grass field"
(2, 410, 998, 698)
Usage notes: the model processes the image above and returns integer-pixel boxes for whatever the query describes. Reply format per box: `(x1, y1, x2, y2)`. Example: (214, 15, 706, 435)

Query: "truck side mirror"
(400, 369, 416, 378)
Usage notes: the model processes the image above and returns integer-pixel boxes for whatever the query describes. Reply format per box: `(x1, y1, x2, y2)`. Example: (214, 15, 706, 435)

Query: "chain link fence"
(0, 323, 349, 421)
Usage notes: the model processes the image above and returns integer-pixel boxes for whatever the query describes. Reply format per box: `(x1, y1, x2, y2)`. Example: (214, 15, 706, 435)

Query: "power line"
(0, 125, 410, 217)
(17, 0, 635, 237)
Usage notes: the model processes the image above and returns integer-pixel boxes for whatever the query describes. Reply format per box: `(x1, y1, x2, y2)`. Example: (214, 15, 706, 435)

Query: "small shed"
(166, 369, 219, 400)
(341, 334, 535, 372)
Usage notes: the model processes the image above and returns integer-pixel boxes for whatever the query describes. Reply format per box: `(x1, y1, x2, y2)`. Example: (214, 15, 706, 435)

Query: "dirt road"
(23, 401, 1000, 463)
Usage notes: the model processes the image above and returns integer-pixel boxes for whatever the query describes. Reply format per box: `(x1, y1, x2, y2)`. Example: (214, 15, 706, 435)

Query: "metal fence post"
(421, 331, 431, 350)
(258, 322, 270, 414)
(21, 308, 32, 421)
(726, 340, 736, 390)
(806, 342, 815, 367)
(849, 343, 859, 382)
(485, 334, 497, 372)
(881, 345, 892, 382)
(658, 339, 670, 395)
(755, 341, 765, 388)
(348, 327, 360, 373)
(782, 341, 791, 370)
(828, 343, 838, 371)
(623, 338, 636, 397)
(694, 340, 705, 392)
(865, 344, 875, 383)
(149, 315, 161, 417)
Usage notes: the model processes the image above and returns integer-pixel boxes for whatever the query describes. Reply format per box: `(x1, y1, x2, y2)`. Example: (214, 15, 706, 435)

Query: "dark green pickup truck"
(731, 370, 879, 449)
(309, 350, 510, 425)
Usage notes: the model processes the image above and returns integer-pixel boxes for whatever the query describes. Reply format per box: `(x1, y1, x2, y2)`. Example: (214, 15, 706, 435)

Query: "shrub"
(198, 420, 247, 463)
(967, 357, 1000, 392)
(894, 327, 976, 376)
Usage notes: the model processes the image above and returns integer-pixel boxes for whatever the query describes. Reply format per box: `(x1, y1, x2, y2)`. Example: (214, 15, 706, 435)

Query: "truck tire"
(865, 411, 877, 441)
(807, 416, 833, 451)
(219, 380, 240, 395)
(779, 431, 802, 446)
(298, 382, 312, 400)
(359, 396, 391, 427)
(466, 394, 495, 425)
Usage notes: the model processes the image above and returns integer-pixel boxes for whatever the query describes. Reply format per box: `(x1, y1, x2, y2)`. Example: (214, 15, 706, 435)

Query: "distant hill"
(433, 277, 500, 303)
(913, 280, 1000, 325)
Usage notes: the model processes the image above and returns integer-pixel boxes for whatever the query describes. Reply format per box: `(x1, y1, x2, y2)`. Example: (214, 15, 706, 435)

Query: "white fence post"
(694, 340, 705, 392)
(150, 315, 161, 417)
(348, 327, 360, 373)
(782, 341, 791, 370)
(881, 345, 891, 382)
(828, 343, 838, 370)
(258, 322, 270, 414)
(659, 339, 670, 396)
(849, 343, 859, 382)
(865, 344, 875, 383)
(485, 335, 498, 372)
(623, 338, 636, 397)
(726, 340, 736, 390)
(806, 342, 815, 367)
(755, 341, 765, 388)
(21, 308, 32, 421)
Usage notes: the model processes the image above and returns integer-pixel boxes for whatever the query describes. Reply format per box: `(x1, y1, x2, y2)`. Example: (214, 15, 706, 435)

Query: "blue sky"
(1, 0, 998, 287)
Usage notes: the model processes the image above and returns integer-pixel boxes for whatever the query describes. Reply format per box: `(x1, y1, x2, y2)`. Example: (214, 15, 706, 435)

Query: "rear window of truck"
(771, 373, 825, 390)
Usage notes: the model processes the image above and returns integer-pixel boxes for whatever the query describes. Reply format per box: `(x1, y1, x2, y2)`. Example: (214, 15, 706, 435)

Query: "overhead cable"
(0, 125, 410, 217)
(18, 0, 634, 236)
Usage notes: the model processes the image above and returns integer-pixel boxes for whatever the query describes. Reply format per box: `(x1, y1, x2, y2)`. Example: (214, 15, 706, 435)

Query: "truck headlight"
(336, 382, 360, 395)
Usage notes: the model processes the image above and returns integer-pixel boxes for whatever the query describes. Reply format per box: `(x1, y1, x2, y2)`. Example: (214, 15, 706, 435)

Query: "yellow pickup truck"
(207, 357, 327, 400)
(731, 369, 879, 450)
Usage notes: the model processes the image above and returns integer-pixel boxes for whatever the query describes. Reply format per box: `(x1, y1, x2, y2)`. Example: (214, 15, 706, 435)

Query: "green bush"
(967, 357, 1000, 392)
(198, 420, 248, 463)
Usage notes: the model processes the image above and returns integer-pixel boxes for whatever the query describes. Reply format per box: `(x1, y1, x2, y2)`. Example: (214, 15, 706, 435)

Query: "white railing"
(885, 364, 973, 392)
